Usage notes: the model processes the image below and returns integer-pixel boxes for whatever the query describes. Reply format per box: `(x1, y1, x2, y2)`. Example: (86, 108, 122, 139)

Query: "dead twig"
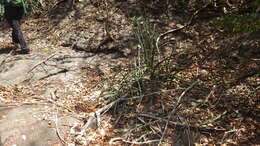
(173, 80, 200, 113)
(84, 88, 182, 130)
(199, 111, 227, 126)
(134, 132, 158, 145)
(83, 94, 129, 129)
(227, 68, 260, 85)
(45, 96, 74, 113)
(0, 104, 18, 107)
(155, 3, 210, 54)
(139, 113, 226, 133)
(158, 117, 169, 146)
(83, 93, 153, 130)
(221, 129, 238, 143)
(205, 85, 217, 103)
(0, 49, 15, 68)
(27, 53, 57, 73)
(38, 69, 69, 80)
(126, 119, 160, 136)
(55, 109, 70, 145)
(0, 101, 50, 107)
(158, 80, 200, 145)
(109, 137, 160, 145)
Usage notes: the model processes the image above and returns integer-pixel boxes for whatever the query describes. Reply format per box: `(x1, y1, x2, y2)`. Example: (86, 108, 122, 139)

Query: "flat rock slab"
(0, 50, 99, 86)
(0, 59, 35, 86)
(0, 105, 63, 146)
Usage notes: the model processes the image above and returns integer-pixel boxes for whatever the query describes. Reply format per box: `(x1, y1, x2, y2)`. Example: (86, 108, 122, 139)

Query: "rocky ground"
(0, 4, 131, 144)
(0, 1, 259, 146)
(0, 46, 127, 145)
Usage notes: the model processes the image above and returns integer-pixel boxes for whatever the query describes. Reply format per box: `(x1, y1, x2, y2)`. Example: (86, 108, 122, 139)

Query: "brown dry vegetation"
(1, 0, 259, 145)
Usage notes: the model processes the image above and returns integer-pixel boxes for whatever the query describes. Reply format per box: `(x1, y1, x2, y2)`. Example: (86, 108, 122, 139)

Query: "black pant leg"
(7, 19, 20, 44)
(4, 5, 29, 50)
(11, 19, 28, 50)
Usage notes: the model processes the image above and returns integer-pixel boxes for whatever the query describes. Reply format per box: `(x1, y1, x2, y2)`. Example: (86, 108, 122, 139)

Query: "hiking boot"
(17, 49, 30, 54)
(12, 43, 20, 50)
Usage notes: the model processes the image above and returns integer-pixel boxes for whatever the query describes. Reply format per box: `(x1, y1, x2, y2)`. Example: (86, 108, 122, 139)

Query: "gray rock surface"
(0, 14, 130, 143)
(0, 105, 61, 146)
(0, 50, 98, 86)
(0, 47, 125, 145)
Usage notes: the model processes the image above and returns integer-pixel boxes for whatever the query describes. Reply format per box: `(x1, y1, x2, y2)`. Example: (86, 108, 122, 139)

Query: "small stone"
(21, 135, 27, 140)
(199, 69, 209, 78)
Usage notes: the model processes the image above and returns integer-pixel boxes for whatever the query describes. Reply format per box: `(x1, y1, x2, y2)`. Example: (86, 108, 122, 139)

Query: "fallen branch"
(221, 129, 238, 143)
(227, 68, 260, 85)
(44, 96, 74, 113)
(0, 49, 16, 68)
(38, 68, 69, 80)
(0, 101, 50, 107)
(199, 111, 227, 126)
(139, 113, 226, 133)
(27, 53, 57, 73)
(83, 88, 184, 130)
(155, 3, 210, 54)
(0, 103, 18, 107)
(83, 94, 129, 129)
(55, 110, 70, 145)
(175, 80, 200, 111)
(109, 137, 160, 145)
(126, 119, 160, 136)
(83, 92, 162, 130)
(158, 80, 200, 145)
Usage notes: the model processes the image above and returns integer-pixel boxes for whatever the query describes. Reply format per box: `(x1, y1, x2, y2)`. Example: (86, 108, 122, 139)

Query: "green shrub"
(23, 0, 60, 15)
(212, 13, 260, 33)
(131, 16, 160, 93)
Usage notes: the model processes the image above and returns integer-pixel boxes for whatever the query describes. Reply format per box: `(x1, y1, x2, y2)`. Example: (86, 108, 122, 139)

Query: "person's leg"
(5, 18, 18, 43)
(4, 5, 30, 53)
(7, 19, 20, 44)
(11, 19, 29, 51)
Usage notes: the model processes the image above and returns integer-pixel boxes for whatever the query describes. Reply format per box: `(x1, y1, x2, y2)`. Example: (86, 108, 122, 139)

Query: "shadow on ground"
(0, 46, 15, 54)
